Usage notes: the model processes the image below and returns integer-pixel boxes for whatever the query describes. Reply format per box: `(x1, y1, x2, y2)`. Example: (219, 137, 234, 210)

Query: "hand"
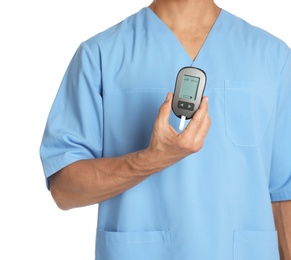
(146, 92, 211, 169)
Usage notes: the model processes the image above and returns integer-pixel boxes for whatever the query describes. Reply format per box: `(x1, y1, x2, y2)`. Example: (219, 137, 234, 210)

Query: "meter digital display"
(179, 74, 200, 101)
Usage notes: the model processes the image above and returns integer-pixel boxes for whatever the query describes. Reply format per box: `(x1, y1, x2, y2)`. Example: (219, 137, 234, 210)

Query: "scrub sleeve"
(40, 42, 104, 188)
(270, 49, 291, 201)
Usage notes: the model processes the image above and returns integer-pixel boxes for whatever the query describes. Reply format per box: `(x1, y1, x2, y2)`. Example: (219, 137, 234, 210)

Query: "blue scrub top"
(40, 8, 291, 260)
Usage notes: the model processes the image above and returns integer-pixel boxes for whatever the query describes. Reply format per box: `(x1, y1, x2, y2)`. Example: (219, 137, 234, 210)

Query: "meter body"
(172, 67, 207, 119)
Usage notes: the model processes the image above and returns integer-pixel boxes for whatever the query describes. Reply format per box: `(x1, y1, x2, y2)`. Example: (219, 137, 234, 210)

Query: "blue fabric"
(40, 8, 291, 259)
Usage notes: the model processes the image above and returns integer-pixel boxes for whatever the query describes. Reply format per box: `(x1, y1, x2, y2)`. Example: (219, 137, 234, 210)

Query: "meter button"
(178, 101, 186, 109)
(178, 101, 194, 111)
(186, 103, 194, 111)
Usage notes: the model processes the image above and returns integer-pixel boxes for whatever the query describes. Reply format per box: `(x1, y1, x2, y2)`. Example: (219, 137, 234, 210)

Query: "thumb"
(157, 92, 173, 125)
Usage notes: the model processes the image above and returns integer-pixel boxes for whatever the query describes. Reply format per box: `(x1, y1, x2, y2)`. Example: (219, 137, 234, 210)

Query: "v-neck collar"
(145, 7, 225, 65)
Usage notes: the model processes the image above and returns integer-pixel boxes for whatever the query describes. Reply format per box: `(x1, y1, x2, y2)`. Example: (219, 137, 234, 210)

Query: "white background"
(0, 0, 290, 259)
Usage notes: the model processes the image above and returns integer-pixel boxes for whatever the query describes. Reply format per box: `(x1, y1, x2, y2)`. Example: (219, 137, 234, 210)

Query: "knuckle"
(189, 137, 204, 153)
(193, 140, 204, 152)
(178, 136, 203, 154)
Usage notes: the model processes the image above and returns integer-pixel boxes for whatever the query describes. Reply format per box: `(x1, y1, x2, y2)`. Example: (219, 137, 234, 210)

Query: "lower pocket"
(95, 230, 171, 260)
(233, 230, 279, 260)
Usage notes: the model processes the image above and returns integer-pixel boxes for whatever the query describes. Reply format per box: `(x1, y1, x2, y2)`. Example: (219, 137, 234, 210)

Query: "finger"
(198, 96, 208, 112)
(192, 111, 211, 142)
(186, 96, 209, 132)
(157, 92, 173, 126)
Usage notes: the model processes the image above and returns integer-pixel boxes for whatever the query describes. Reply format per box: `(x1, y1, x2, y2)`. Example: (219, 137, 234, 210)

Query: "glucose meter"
(172, 67, 206, 130)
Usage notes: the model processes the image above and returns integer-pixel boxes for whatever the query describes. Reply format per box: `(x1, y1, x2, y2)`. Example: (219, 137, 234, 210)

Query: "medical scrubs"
(40, 7, 291, 260)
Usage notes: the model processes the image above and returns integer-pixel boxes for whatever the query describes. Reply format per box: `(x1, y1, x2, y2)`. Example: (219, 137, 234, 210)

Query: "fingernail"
(166, 92, 171, 101)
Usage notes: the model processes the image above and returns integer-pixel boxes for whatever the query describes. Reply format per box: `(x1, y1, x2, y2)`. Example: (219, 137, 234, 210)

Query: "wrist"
(127, 148, 165, 177)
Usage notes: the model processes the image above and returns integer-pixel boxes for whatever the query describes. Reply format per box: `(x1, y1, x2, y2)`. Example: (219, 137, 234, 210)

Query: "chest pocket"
(224, 80, 277, 147)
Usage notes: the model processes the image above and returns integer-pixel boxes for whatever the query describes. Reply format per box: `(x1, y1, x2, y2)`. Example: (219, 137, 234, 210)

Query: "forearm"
(272, 200, 291, 260)
(50, 149, 164, 210)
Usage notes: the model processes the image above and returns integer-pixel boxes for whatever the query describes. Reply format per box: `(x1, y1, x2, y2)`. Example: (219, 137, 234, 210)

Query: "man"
(40, 0, 291, 259)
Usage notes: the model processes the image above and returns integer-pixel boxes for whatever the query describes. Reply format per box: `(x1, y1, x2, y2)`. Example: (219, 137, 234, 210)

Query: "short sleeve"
(39, 42, 103, 188)
(270, 49, 291, 201)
